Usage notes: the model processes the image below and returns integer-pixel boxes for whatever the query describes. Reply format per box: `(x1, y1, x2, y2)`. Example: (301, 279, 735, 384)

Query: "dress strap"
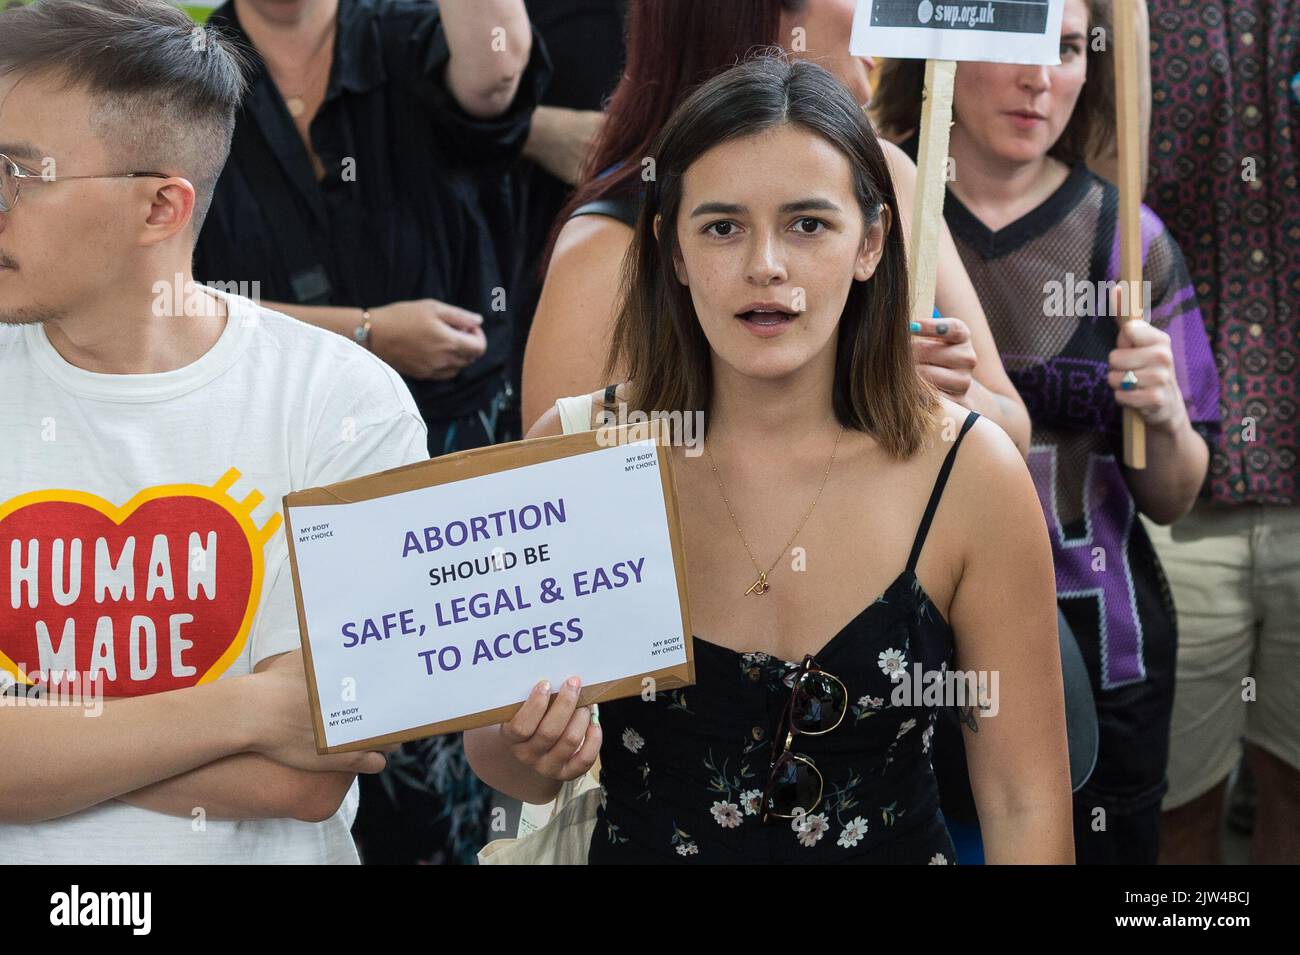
(906, 410, 981, 574)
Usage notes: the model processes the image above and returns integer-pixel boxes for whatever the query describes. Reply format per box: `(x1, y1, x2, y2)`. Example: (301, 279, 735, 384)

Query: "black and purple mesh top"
(905, 142, 1223, 806)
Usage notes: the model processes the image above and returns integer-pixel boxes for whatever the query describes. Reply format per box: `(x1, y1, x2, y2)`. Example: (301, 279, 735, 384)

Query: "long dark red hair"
(540, 0, 807, 276)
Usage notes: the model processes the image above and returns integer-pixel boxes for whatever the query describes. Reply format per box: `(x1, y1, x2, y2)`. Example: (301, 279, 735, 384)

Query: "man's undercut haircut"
(0, 0, 248, 238)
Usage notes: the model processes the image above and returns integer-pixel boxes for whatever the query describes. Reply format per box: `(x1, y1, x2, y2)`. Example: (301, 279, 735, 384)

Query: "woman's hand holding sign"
(499, 677, 603, 785)
(1102, 288, 1208, 525)
(910, 315, 978, 398)
(1104, 289, 1184, 431)
(907, 314, 1035, 460)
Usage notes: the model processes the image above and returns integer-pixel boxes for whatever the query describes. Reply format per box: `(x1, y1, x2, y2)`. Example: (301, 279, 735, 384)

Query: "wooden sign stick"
(907, 59, 957, 328)
(1112, 0, 1147, 468)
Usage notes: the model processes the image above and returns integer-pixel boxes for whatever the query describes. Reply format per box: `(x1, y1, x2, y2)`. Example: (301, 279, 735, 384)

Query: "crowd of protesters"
(0, 0, 1295, 865)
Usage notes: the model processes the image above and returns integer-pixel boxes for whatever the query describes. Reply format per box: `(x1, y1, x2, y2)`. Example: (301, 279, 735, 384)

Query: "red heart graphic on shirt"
(0, 470, 281, 698)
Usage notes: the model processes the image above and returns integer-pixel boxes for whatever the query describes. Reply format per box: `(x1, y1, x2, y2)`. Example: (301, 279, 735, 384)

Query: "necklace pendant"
(286, 96, 306, 118)
(745, 571, 770, 596)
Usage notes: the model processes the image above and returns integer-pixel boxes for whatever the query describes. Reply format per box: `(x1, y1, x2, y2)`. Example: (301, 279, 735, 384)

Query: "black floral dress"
(589, 411, 981, 864)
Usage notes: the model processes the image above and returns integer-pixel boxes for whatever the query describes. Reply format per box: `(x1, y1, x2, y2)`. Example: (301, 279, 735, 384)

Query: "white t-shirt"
(0, 289, 428, 864)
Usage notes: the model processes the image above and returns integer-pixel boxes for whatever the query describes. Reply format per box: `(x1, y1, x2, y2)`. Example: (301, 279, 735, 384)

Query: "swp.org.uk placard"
(851, 0, 1065, 64)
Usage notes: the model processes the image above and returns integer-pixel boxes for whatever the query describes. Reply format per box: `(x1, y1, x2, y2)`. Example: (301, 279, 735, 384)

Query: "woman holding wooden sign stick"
(877, 0, 1219, 865)
(468, 56, 1073, 863)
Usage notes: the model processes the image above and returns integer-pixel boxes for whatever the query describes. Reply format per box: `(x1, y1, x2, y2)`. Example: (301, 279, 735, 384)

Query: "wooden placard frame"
(282, 418, 695, 754)
(1112, 0, 1147, 468)
(908, 58, 957, 327)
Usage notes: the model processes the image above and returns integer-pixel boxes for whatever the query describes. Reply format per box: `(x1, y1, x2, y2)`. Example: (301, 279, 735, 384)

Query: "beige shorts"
(1143, 502, 1300, 810)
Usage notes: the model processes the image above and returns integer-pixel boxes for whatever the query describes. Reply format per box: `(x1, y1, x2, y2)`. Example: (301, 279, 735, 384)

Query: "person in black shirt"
(196, 0, 551, 865)
(197, 0, 550, 457)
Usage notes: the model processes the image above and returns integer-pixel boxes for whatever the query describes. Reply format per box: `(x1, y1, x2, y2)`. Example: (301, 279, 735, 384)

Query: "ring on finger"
(1120, 370, 1139, 391)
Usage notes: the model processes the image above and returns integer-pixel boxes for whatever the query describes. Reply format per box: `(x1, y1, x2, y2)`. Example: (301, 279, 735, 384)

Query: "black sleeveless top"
(570, 191, 638, 228)
(589, 410, 981, 864)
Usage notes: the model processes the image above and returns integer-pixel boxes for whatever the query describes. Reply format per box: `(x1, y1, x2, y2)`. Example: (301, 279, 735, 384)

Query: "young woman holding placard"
(467, 56, 1073, 864)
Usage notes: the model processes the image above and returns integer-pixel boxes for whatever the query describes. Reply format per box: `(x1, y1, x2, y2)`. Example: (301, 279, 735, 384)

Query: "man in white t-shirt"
(0, 0, 428, 863)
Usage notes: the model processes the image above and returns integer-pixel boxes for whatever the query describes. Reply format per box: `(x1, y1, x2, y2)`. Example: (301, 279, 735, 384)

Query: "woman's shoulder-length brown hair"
(606, 54, 938, 460)
(872, 0, 1116, 164)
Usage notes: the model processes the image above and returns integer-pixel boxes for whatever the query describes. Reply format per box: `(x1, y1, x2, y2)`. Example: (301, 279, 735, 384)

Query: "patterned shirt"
(1144, 0, 1300, 505)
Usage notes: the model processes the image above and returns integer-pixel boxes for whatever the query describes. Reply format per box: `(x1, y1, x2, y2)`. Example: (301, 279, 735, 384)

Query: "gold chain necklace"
(705, 425, 845, 596)
(263, 21, 336, 119)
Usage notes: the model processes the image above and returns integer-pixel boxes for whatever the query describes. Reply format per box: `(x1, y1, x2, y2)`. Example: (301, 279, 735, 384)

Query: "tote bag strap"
(555, 393, 596, 436)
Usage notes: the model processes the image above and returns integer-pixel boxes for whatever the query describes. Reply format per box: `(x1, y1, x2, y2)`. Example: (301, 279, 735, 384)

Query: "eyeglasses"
(0, 153, 170, 214)
(761, 654, 848, 823)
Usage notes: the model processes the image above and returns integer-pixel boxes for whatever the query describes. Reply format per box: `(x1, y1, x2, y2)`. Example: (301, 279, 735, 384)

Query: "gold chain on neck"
(705, 425, 845, 596)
